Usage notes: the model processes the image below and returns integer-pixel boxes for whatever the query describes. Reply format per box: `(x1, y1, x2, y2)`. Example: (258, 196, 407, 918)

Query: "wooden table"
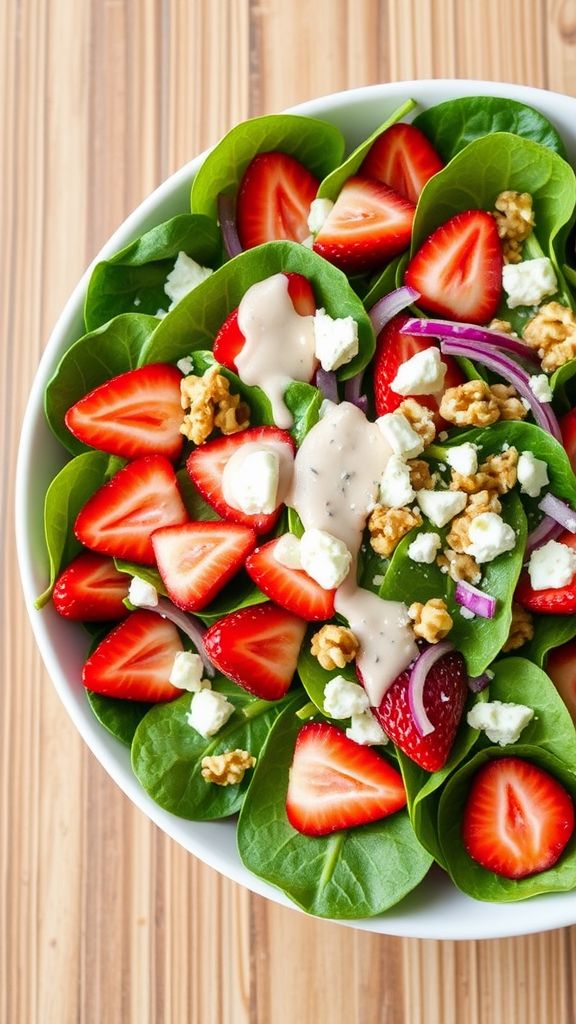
(3, 2, 576, 1021)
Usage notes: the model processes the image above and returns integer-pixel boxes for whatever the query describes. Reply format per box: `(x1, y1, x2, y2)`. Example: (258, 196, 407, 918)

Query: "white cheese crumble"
(273, 533, 303, 570)
(416, 489, 467, 528)
(376, 412, 424, 459)
(516, 450, 549, 498)
(446, 442, 478, 477)
(226, 449, 280, 515)
(176, 356, 195, 376)
(169, 651, 210, 692)
(390, 347, 447, 396)
(502, 257, 557, 309)
(529, 373, 553, 403)
(464, 512, 516, 563)
(346, 711, 389, 746)
(528, 539, 576, 590)
(128, 575, 158, 608)
(186, 689, 234, 738)
(307, 197, 335, 234)
(165, 251, 213, 307)
(313, 308, 359, 372)
(299, 529, 352, 589)
(379, 455, 415, 508)
(407, 531, 442, 564)
(323, 676, 369, 718)
(467, 700, 534, 746)
(459, 606, 476, 620)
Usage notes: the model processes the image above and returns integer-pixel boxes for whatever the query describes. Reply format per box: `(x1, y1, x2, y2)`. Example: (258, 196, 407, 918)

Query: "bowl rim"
(16, 78, 576, 940)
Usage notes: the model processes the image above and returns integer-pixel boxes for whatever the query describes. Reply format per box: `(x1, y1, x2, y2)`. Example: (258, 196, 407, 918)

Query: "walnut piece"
(310, 624, 359, 672)
(451, 447, 518, 496)
(489, 384, 527, 422)
(489, 318, 518, 337)
(180, 364, 250, 444)
(493, 190, 535, 264)
(408, 459, 436, 491)
(446, 490, 502, 552)
(398, 398, 436, 447)
(201, 749, 256, 785)
(439, 380, 500, 427)
(502, 603, 534, 653)
(367, 505, 422, 558)
(523, 302, 576, 372)
(408, 598, 453, 644)
(437, 549, 482, 585)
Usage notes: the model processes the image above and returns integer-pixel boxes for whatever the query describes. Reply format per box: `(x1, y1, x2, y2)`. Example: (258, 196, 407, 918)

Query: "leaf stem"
(295, 701, 318, 720)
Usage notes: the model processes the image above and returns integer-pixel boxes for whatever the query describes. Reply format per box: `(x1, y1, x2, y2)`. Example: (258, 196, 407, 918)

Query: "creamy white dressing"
(236, 274, 317, 428)
(222, 440, 294, 513)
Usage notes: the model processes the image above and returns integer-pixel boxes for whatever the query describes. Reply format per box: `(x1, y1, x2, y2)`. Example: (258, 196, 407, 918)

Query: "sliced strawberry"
(462, 756, 574, 879)
(515, 531, 576, 614)
(213, 273, 317, 371)
(236, 152, 319, 249)
(186, 426, 295, 534)
(52, 552, 129, 621)
(547, 640, 576, 723)
(82, 609, 183, 702)
(405, 210, 503, 324)
(75, 455, 188, 565)
(65, 363, 184, 461)
(151, 521, 257, 612)
(360, 122, 444, 205)
(203, 603, 307, 700)
(560, 407, 576, 474)
(285, 721, 406, 837)
(313, 176, 415, 274)
(373, 651, 468, 772)
(245, 539, 335, 621)
(373, 313, 465, 421)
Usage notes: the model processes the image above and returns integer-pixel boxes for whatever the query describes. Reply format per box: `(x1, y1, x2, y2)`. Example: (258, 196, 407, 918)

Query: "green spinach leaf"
(525, 615, 576, 669)
(86, 690, 152, 746)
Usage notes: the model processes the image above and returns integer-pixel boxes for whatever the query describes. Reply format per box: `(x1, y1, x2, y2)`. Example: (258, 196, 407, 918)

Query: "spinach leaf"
(191, 115, 345, 221)
(138, 241, 375, 382)
(84, 215, 222, 331)
(413, 96, 567, 162)
(237, 705, 432, 918)
(362, 254, 409, 311)
(114, 560, 167, 596)
(131, 678, 299, 820)
(316, 99, 416, 202)
(176, 467, 220, 521)
(525, 615, 576, 669)
(45, 314, 158, 455)
(379, 493, 527, 677)
(86, 690, 152, 746)
(437, 745, 576, 901)
(194, 573, 267, 625)
(35, 451, 120, 608)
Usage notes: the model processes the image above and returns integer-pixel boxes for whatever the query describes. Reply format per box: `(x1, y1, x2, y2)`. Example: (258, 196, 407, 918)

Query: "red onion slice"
(151, 597, 215, 676)
(315, 368, 339, 404)
(343, 372, 368, 412)
(468, 673, 492, 694)
(538, 493, 576, 533)
(525, 515, 564, 555)
(217, 193, 243, 259)
(368, 285, 420, 336)
(439, 338, 562, 442)
(401, 316, 541, 365)
(455, 581, 496, 619)
(408, 640, 454, 737)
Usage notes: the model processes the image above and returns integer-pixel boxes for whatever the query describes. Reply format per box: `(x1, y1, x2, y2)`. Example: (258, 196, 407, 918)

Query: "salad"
(36, 94, 576, 920)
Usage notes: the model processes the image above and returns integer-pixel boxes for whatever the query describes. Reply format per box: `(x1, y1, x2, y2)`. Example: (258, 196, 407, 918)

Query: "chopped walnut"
(408, 459, 436, 491)
(408, 598, 453, 644)
(493, 191, 535, 264)
(523, 302, 576, 372)
(310, 624, 359, 672)
(439, 380, 500, 427)
(446, 490, 502, 552)
(489, 318, 517, 337)
(502, 603, 534, 653)
(201, 749, 256, 785)
(180, 364, 250, 444)
(367, 505, 422, 558)
(451, 447, 518, 496)
(398, 398, 436, 448)
(437, 549, 482, 585)
(489, 384, 527, 422)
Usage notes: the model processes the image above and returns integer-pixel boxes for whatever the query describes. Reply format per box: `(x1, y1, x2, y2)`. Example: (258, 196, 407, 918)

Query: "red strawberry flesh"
(52, 552, 129, 621)
(236, 152, 319, 248)
(245, 539, 335, 621)
(360, 122, 444, 205)
(82, 609, 183, 702)
(152, 521, 257, 612)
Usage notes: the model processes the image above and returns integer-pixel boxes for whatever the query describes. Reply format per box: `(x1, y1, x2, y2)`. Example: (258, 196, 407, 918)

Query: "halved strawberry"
(236, 152, 319, 249)
(313, 176, 415, 274)
(151, 521, 257, 612)
(515, 531, 576, 614)
(52, 552, 129, 621)
(75, 455, 188, 565)
(65, 363, 184, 461)
(404, 210, 503, 324)
(203, 603, 307, 700)
(186, 426, 295, 534)
(373, 650, 468, 772)
(462, 756, 574, 879)
(547, 640, 576, 724)
(213, 272, 317, 371)
(82, 609, 183, 702)
(373, 313, 465, 420)
(360, 122, 444, 205)
(245, 538, 335, 621)
(285, 721, 406, 837)
(560, 407, 576, 474)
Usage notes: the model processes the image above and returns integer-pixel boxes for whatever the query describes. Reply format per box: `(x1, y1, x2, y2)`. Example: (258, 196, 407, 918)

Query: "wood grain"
(2, 1, 576, 1021)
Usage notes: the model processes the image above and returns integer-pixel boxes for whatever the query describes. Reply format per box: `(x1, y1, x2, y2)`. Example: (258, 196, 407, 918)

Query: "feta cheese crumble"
(307, 197, 334, 234)
(459, 606, 476, 620)
(346, 711, 389, 746)
(464, 512, 516, 563)
(176, 356, 195, 376)
(376, 412, 424, 459)
(516, 450, 549, 498)
(300, 529, 352, 589)
(273, 533, 302, 570)
(416, 489, 468, 528)
(313, 308, 359, 372)
(446, 442, 478, 477)
(165, 251, 213, 307)
(390, 347, 447, 397)
(467, 700, 534, 746)
(529, 373, 553, 403)
(323, 676, 369, 718)
(128, 575, 158, 608)
(226, 448, 280, 514)
(169, 651, 210, 692)
(379, 455, 415, 508)
(502, 257, 558, 309)
(187, 689, 234, 738)
(407, 531, 442, 564)
(528, 540, 576, 590)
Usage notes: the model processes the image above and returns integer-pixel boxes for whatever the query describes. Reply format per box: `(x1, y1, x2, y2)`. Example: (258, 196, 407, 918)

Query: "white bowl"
(16, 79, 576, 940)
